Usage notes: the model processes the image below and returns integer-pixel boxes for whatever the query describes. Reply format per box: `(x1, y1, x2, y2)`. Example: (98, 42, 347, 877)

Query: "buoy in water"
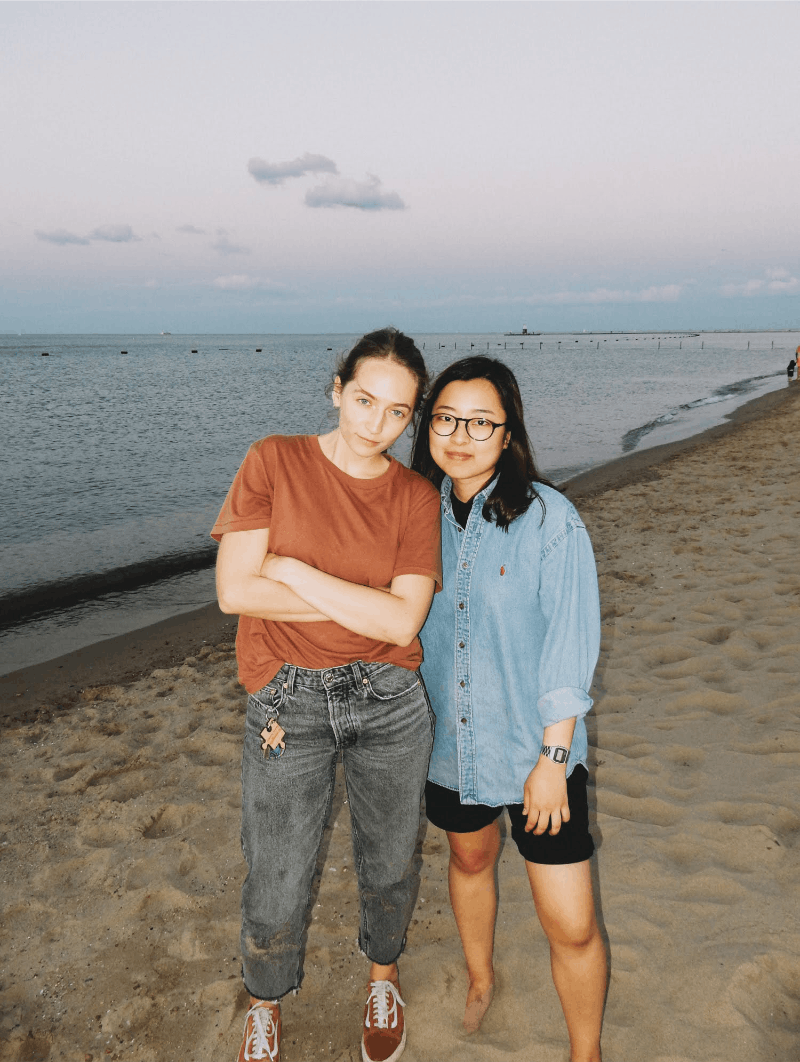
(191, 349, 198, 353)
(41, 352, 49, 356)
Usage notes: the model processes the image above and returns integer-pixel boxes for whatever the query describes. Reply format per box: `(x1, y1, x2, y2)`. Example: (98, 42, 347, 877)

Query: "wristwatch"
(540, 744, 569, 764)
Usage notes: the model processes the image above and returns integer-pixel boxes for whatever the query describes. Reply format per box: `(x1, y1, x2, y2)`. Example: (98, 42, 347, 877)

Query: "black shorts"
(424, 765, 595, 866)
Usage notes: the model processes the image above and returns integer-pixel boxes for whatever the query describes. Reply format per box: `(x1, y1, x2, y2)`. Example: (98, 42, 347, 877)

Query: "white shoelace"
(244, 1003, 279, 1061)
(365, 980, 405, 1030)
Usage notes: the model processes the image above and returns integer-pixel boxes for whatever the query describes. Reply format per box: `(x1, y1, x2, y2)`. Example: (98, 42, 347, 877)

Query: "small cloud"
(720, 270, 800, 297)
(215, 227, 229, 236)
(305, 174, 406, 211)
(89, 224, 141, 243)
(35, 228, 90, 246)
(144, 279, 158, 288)
(176, 224, 206, 235)
(212, 237, 250, 256)
(212, 274, 290, 294)
(248, 152, 338, 186)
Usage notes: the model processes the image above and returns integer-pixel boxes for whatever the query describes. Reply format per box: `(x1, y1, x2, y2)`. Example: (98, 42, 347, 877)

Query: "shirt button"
(458, 602, 465, 610)
(462, 562, 468, 569)
(459, 680, 465, 688)
(459, 642, 465, 649)
(460, 718, 467, 724)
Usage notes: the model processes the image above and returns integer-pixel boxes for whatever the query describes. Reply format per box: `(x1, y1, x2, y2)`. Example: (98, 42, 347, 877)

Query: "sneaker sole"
(361, 1027, 406, 1062)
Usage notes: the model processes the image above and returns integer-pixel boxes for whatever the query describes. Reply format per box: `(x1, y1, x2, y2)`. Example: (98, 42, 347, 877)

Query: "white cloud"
(720, 270, 800, 297)
(305, 175, 406, 211)
(176, 224, 206, 235)
(211, 237, 250, 255)
(212, 274, 289, 293)
(35, 228, 90, 245)
(248, 152, 338, 186)
(89, 224, 141, 243)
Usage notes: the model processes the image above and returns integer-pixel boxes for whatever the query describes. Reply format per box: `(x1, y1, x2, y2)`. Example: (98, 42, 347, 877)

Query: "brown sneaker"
(362, 980, 406, 1062)
(238, 1000, 280, 1062)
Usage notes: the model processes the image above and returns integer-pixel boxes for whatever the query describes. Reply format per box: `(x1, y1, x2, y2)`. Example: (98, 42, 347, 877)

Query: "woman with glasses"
(411, 357, 606, 1062)
(213, 328, 441, 1062)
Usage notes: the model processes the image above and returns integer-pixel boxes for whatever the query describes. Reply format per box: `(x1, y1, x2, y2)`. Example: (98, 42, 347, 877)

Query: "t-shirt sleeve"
(210, 437, 275, 541)
(392, 477, 443, 590)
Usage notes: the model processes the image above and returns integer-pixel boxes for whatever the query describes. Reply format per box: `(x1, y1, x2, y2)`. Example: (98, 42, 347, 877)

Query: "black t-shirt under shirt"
(450, 489, 474, 529)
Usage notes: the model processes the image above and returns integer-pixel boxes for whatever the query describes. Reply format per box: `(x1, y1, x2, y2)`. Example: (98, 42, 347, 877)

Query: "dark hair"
(410, 356, 557, 530)
(333, 327, 429, 421)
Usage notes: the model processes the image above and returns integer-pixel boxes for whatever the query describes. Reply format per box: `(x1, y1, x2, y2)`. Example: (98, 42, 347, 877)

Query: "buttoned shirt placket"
(445, 478, 494, 803)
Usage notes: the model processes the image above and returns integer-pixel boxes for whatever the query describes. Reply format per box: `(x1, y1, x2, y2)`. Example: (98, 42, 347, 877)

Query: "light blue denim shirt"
(420, 475, 601, 806)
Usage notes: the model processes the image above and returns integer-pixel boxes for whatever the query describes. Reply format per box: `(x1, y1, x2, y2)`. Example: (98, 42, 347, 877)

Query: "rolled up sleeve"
(536, 517, 601, 727)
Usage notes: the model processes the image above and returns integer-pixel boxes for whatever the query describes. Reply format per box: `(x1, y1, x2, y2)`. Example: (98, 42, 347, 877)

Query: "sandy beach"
(2, 384, 799, 1062)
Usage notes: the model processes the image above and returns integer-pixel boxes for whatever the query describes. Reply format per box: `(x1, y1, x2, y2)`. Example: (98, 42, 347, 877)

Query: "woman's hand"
(522, 759, 570, 835)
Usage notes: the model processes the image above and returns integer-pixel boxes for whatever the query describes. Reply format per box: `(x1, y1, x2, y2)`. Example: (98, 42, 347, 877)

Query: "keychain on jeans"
(260, 705, 286, 759)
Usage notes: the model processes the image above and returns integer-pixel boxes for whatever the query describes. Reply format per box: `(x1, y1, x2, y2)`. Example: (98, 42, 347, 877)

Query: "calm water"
(1, 330, 794, 675)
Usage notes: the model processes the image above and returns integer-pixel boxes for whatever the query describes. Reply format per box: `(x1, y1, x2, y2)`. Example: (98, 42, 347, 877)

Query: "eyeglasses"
(430, 414, 507, 441)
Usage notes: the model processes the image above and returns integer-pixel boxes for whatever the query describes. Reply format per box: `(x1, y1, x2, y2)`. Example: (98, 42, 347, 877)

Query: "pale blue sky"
(2, 1, 799, 333)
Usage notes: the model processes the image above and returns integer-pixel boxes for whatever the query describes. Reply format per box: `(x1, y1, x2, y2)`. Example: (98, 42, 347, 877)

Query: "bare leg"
(526, 859, 607, 1062)
(446, 822, 501, 1029)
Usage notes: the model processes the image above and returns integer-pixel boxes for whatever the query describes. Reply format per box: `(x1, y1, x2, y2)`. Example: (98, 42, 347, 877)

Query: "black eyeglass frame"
(429, 414, 508, 441)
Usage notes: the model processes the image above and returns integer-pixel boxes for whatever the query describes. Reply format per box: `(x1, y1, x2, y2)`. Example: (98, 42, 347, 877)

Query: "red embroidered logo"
(500, 566, 505, 576)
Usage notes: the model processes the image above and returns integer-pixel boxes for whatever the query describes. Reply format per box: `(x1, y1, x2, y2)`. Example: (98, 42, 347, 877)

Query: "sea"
(1, 330, 795, 676)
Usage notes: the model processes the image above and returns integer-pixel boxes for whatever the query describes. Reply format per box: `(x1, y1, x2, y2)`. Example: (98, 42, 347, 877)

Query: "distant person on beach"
(212, 328, 441, 1062)
(788, 358, 796, 380)
(411, 357, 606, 1062)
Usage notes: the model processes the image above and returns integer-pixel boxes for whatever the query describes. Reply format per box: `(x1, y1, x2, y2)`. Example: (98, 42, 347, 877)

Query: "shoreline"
(1, 381, 796, 723)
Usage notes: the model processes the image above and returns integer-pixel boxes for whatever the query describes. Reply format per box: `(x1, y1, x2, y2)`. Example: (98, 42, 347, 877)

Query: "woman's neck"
(317, 430, 391, 480)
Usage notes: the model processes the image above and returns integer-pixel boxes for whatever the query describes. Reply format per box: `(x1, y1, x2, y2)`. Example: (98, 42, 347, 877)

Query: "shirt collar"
(440, 473, 500, 514)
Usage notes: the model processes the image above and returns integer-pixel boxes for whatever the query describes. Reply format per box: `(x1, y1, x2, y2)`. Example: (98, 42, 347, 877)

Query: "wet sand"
(1, 383, 798, 1061)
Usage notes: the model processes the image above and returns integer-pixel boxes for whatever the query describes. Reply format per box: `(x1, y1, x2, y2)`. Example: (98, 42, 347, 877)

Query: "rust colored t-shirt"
(211, 434, 442, 694)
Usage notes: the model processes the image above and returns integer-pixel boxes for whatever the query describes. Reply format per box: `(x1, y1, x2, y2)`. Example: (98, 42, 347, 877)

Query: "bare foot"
(463, 983, 494, 1033)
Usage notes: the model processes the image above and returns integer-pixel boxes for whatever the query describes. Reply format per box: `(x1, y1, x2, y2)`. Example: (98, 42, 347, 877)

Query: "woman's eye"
(435, 414, 453, 424)
(472, 418, 488, 427)
(357, 397, 370, 406)
(391, 409, 406, 418)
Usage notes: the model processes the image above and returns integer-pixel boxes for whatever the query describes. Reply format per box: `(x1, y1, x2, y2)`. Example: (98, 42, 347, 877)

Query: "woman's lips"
(444, 450, 472, 460)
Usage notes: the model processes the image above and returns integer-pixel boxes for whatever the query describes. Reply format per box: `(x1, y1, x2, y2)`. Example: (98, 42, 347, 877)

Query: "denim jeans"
(240, 659, 435, 1000)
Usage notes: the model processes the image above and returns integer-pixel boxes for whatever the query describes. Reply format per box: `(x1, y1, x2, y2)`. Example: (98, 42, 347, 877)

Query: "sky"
(2, 1, 799, 335)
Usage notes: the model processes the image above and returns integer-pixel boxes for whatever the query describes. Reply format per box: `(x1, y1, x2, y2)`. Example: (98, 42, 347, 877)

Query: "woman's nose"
(366, 408, 384, 434)
(451, 419, 470, 442)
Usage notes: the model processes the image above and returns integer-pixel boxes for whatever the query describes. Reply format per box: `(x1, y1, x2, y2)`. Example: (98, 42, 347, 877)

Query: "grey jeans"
(240, 660, 435, 1000)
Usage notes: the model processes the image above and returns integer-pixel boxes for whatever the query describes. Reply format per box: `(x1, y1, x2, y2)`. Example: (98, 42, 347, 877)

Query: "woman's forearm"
(215, 532, 329, 621)
(541, 717, 577, 755)
(217, 570, 330, 622)
(264, 556, 433, 646)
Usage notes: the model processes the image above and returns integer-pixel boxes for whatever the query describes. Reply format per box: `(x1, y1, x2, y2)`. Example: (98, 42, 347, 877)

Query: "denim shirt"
(420, 476, 601, 806)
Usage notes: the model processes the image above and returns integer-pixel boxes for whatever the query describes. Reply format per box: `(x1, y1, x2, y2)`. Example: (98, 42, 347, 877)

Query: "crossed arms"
(215, 527, 436, 647)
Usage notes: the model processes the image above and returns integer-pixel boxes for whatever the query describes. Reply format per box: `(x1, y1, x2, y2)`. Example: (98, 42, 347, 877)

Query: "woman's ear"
(503, 430, 511, 450)
(332, 376, 342, 407)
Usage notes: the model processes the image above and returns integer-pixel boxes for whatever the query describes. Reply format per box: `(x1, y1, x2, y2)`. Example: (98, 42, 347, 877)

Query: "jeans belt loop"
(350, 660, 363, 687)
(285, 665, 297, 695)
